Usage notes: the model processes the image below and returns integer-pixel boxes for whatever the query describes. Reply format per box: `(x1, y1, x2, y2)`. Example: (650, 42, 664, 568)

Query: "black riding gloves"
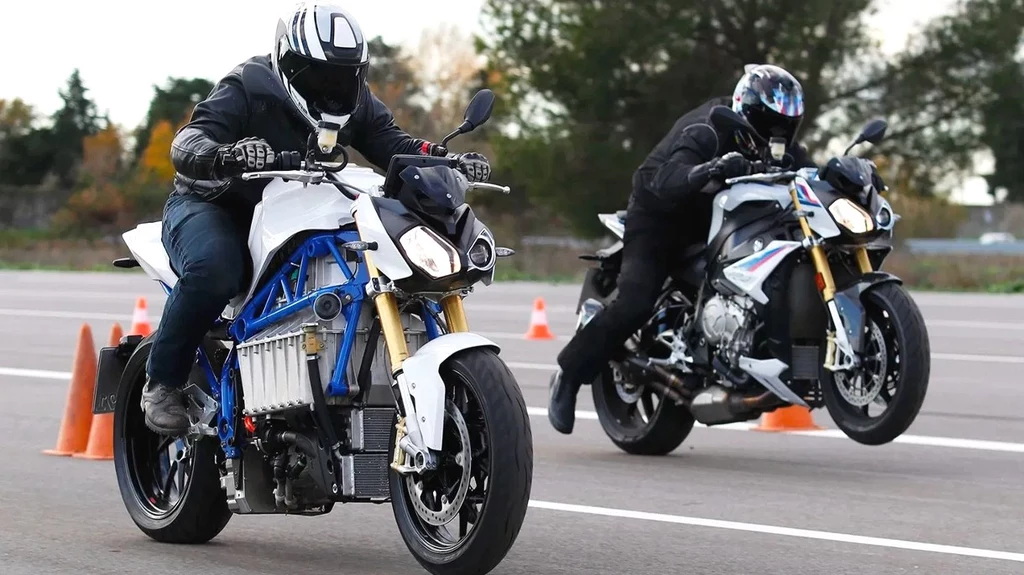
(454, 152, 491, 182)
(711, 152, 754, 180)
(217, 137, 276, 177)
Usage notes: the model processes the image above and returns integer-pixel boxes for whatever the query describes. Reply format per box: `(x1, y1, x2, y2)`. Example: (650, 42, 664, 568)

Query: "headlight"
(828, 198, 875, 234)
(398, 225, 461, 278)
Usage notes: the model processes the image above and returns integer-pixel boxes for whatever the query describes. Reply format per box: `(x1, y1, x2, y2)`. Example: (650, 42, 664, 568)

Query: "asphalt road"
(1, 270, 1023, 574)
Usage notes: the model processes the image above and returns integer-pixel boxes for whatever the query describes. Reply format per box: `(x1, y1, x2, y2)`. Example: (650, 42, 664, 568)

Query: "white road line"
(523, 406, 1024, 453)
(6, 367, 1020, 453)
(527, 500, 1024, 563)
(0, 367, 72, 380)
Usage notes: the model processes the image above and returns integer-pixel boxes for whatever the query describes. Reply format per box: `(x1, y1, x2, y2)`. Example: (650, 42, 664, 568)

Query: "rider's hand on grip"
(218, 137, 276, 176)
(712, 152, 754, 180)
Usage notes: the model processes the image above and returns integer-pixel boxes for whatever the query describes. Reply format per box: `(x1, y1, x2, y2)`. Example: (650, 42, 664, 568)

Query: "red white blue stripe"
(794, 180, 822, 208)
(737, 244, 788, 272)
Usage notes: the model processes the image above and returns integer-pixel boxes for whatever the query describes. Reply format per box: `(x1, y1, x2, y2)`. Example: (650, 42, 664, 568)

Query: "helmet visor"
(279, 51, 365, 116)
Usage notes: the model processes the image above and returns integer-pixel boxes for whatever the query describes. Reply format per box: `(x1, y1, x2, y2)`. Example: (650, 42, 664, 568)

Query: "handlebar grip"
(272, 151, 303, 171)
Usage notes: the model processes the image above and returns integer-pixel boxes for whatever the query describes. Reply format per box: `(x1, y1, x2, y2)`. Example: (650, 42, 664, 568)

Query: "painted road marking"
(5, 366, 1022, 453)
(528, 500, 1024, 563)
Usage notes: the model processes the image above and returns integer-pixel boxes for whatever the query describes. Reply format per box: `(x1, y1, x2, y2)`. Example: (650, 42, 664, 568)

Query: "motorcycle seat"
(615, 209, 627, 222)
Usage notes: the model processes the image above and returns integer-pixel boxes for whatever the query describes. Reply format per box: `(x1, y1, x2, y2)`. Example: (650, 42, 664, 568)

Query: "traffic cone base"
(524, 297, 555, 340)
(73, 323, 124, 461)
(43, 324, 98, 456)
(753, 405, 823, 432)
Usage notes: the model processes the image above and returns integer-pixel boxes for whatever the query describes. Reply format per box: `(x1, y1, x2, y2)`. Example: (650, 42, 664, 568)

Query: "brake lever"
(467, 182, 511, 194)
(240, 170, 326, 184)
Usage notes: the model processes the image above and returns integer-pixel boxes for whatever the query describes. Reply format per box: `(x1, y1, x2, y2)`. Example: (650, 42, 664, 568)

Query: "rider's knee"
(182, 255, 243, 301)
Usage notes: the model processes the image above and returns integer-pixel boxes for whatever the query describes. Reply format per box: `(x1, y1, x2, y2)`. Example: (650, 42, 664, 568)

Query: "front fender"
(834, 272, 903, 353)
(401, 332, 500, 450)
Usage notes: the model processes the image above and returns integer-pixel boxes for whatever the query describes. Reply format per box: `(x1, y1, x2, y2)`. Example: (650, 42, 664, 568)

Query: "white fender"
(400, 332, 500, 450)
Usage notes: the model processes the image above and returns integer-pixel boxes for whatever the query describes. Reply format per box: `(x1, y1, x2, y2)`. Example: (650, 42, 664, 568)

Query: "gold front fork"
(440, 294, 469, 333)
(789, 183, 845, 368)
(854, 248, 874, 274)
(355, 236, 415, 471)
(789, 184, 837, 301)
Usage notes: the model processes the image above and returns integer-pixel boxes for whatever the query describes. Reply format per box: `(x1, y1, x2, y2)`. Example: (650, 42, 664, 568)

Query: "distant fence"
(522, 235, 1024, 257)
(903, 239, 1024, 255)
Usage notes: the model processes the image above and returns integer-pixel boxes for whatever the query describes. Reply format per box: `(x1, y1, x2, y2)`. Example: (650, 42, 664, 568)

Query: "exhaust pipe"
(688, 385, 783, 425)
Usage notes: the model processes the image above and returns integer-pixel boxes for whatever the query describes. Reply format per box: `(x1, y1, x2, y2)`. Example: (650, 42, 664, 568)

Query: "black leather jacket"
(170, 55, 431, 206)
(631, 96, 817, 215)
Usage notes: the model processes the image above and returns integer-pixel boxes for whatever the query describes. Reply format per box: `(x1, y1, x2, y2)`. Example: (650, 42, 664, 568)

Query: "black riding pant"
(556, 197, 688, 385)
(146, 192, 252, 388)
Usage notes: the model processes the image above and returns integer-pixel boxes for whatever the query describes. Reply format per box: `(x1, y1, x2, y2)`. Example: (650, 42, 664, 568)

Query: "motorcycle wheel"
(591, 363, 694, 455)
(113, 334, 232, 543)
(390, 348, 533, 575)
(821, 282, 931, 445)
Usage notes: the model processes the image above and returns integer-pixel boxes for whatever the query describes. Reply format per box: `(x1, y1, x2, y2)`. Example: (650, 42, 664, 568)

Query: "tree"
(138, 119, 179, 183)
(836, 0, 1024, 198)
(49, 69, 101, 186)
(478, 0, 882, 235)
(134, 77, 214, 161)
(366, 36, 431, 136)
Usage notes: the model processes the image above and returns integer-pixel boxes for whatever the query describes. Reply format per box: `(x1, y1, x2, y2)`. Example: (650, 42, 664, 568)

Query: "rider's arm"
(648, 123, 720, 202)
(350, 89, 430, 171)
(170, 75, 249, 181)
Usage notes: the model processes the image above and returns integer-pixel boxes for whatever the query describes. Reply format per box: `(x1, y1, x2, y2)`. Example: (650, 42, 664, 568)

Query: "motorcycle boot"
(548, 370, 584, 434)
(141, 377, 190, 435)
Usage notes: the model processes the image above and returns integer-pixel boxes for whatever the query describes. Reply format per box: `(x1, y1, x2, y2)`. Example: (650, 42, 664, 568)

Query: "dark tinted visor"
(279, 50, 364, 116)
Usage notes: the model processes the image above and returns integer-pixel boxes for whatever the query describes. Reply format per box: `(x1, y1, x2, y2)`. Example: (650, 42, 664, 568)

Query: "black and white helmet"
(272, 2, 369, 130)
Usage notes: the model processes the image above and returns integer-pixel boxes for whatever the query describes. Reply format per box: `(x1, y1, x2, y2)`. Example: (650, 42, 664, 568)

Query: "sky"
(0, 0, 988, 203)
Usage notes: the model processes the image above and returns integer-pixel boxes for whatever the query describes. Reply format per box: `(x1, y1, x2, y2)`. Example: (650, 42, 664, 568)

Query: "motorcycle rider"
(141, 2, 491, 435)
(548, 64, 818, 434)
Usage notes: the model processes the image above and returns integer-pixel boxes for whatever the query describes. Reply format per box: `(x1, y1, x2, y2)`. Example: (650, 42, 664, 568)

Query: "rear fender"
(399, 332, 500, 451)
(833, 272, 903, 354)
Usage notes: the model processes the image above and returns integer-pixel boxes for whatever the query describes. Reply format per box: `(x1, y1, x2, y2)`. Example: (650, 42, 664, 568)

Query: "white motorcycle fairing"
(119, 161, 493, 457)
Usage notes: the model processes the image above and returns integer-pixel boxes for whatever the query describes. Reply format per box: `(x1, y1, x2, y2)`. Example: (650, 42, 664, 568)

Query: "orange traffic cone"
(74, 323, 123, 461)
(524, 297, 556, 340)
(43, 324, 98, 456)
(753, 405, 823, 432)
(130, 297, 151, 336)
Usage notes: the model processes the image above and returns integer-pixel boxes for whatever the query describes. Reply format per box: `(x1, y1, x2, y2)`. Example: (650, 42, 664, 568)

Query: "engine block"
(700, 294, 752, 346)
(236, 255, 428, 416)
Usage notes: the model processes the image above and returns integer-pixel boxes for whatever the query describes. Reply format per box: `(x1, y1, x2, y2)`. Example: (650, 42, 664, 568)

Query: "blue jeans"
(146, 192, 252, 388)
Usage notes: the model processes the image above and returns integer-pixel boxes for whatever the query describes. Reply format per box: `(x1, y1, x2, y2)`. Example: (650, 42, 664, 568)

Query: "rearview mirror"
(441, 89, 496, 146)
(708, 105, 766, 144)
(859, 119, 888, 145)
(843, 118, 888, 155)
(463, 89, 495, 131)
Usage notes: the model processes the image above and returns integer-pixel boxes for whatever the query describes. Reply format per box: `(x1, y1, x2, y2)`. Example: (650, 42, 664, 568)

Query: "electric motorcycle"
(575, 106, 930, 455)
(92, 89, 533, 575)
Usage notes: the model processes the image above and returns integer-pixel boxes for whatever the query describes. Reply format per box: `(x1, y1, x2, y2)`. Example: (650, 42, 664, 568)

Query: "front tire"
(113, 335, 232, 543)
(390, 348, 533, 575)
(591, 363, 695, 455)
(821, 282, 931, 445)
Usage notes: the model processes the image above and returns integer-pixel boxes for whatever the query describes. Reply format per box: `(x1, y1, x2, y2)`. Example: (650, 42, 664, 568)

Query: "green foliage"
(478, 0, 881, 236)
(133, 77, 215, 161)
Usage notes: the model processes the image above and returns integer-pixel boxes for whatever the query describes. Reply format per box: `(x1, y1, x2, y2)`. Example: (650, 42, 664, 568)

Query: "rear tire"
(390, 348, 533, 575)
(592, 364, 695, 455)
(112, 335, 232, 543)
(822, 282, 930, 445)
